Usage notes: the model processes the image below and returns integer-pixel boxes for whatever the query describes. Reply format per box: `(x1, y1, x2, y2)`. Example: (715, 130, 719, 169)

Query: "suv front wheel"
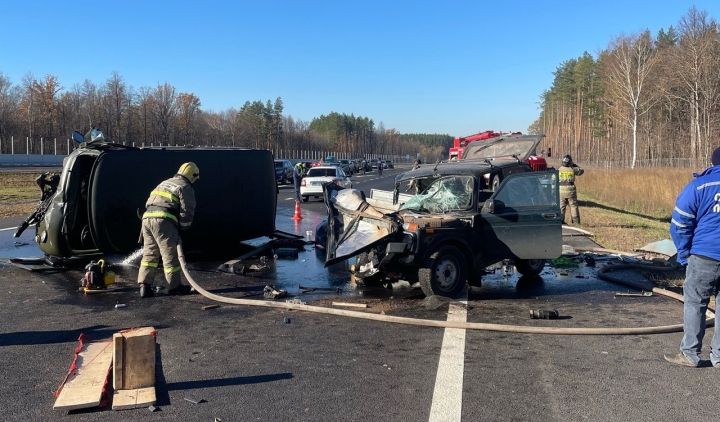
(418, 245, 467, 298)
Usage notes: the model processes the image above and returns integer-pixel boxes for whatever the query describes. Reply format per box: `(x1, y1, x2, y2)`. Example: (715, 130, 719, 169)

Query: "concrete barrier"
(0, 154, 65, 167)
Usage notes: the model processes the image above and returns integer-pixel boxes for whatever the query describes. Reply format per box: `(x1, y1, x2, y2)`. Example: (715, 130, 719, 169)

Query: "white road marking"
(429, 298, 468, 422)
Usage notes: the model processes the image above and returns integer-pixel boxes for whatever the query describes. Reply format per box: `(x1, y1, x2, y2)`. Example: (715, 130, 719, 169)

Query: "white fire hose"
(178, 245, 714, 335)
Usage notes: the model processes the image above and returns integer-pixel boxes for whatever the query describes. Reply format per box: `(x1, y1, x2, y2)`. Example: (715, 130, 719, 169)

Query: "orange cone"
(292, 200, 303, 221)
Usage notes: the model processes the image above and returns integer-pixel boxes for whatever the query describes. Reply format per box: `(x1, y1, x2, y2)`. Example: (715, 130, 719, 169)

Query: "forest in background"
(0, 73, 451, 160)
(531, 6, 720, 168)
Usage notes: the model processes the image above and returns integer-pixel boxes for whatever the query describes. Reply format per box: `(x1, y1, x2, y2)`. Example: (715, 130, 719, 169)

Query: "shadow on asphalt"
(165, 373, 294, 391)
(0, 325, 117, 346)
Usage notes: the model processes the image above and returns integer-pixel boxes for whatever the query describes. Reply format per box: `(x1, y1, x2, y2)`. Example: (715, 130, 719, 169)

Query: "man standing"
(558, 154, 584, 224)
(293, 162, 304, 201)
(665, 147, 720, 367)
(138, 162, 199, 298)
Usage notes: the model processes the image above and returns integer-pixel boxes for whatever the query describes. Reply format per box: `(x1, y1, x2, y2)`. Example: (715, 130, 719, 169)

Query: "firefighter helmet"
(562, 155, 572, 166)
(178, 162, 200, 183)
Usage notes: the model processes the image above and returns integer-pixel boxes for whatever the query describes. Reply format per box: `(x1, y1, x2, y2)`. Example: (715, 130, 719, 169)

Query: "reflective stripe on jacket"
(144, 175, 196, 228)
(671, 165, 720, 265)
(558, 165, 584, 186)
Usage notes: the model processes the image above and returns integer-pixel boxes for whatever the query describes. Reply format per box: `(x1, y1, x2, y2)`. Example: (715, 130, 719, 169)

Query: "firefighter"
(293, 162, 304, 201)
(138, 162, 199, 298)
(558, 154, 584, 224)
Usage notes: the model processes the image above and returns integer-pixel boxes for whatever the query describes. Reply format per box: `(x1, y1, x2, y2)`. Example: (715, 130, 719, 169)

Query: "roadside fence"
(0, 136, 415, 165)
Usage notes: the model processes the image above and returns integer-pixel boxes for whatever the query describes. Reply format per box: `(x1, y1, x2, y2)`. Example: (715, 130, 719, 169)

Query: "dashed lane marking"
(428, 296, 468, 422)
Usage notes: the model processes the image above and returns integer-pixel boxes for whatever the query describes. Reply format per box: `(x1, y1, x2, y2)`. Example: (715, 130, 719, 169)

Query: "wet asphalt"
(0, 166, 717, 421)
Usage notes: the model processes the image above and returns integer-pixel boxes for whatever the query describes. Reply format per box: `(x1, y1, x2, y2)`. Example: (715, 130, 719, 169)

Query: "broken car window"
(400, 175, 474, 213)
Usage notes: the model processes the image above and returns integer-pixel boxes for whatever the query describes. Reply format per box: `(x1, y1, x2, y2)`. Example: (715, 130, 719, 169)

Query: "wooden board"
(113, 327, 156, 390)
(112, 387, 156, 410)
(53, 341, 113, 411)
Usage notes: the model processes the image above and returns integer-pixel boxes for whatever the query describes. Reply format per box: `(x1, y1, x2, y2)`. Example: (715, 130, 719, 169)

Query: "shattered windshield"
(400, 175, 474, 213)
(463, 138, 537, 160)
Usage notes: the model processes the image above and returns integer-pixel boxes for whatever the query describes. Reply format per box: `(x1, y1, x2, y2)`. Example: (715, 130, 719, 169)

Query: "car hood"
(461, 134, 543, 161)
(323, 184, 400, 266)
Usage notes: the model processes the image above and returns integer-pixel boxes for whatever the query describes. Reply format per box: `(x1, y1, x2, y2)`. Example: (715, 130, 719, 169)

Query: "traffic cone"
(292, 200, 303, 221)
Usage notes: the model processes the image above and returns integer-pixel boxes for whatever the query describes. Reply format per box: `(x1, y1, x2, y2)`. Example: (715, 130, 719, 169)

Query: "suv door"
(479, 171, 561, 260)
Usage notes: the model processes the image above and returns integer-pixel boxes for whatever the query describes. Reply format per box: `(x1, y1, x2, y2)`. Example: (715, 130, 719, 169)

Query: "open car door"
(479, 171, 562, 260)
(324, 184, 400, 266)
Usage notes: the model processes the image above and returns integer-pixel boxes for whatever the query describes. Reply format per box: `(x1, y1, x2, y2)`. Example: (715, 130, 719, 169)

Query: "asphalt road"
(0, 166, 716, 421)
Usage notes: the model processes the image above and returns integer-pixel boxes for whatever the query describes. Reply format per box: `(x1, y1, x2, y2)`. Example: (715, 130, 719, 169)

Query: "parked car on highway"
(384, 160, 394, 169)
(300, 166, 352, 202)
(274, 159, 294, 184)
(369, 159, 380, 169)
(339, 159, 354, 175)
(322, 134, 561, 297)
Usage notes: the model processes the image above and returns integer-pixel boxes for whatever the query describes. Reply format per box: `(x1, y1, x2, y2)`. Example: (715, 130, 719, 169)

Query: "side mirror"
(71, 131, 85, 143)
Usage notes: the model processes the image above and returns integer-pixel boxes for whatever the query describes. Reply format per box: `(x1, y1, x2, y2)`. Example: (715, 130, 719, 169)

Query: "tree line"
(530, 6, 720, 168)
(0, 72, 450, 160)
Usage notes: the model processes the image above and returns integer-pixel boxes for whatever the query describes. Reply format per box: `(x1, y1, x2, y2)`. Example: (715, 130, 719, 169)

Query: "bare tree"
(603, 32, 658, 168)
(152, 83, 177, 145)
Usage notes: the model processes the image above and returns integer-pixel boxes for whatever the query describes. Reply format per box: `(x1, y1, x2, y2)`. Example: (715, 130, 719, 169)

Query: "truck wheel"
(514, 259, 546, 277)
(491, 174, 501, 192)
(418, 245, 467, 298)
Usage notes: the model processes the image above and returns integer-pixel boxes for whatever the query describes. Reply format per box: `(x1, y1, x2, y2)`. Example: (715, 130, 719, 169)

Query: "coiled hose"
(178, 245, 713, 335)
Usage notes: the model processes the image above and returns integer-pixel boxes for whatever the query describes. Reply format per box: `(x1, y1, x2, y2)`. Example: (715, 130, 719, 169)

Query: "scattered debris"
(14, 241, 29, 247)
(283, 316, 291, 324)
(615, 291, 653, 298)
(529, 309, 559, 319)
(148, 405, 160, 412)
(635, 239, 676, 257)
(286, 298, 306, 305)
(332, 302, 368, 308)
(54, 337, 114, 411)
(202, 304, 220, 311)
(583, 254, 596, 267)
(274, 247, 299, 259)
(114, 303, 127, 309)
(184, 397, 206, 405)
(112, 327, 157, 410)
(263, 285, 288, 300)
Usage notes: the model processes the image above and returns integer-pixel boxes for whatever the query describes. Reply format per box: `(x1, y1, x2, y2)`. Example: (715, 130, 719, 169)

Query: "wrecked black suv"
(324, 135, 562, 297)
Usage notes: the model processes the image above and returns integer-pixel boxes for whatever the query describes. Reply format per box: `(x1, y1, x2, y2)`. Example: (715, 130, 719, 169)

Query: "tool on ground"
(615, 291, 653, 297)
(529, 309, 560, 320)
(80, 259, 116, 292)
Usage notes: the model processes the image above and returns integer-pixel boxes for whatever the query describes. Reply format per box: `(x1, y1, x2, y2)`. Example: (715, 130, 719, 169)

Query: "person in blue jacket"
(665, 147, 720, 367)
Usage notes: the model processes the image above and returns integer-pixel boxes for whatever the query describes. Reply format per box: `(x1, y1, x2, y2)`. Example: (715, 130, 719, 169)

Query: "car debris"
(263, 285, 288, 300)
(529, 309, 559, 319)
(202, 304, 220, 310)
(615, 291, 653, 298)
(184, 397, 206, 405)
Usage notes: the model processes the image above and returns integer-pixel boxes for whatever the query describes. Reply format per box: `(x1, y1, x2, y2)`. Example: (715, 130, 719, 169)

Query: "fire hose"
(178, 245, 714, 335)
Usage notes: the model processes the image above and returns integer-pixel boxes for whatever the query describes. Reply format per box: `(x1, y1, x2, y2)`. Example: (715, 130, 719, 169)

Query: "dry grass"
(0, 172, 41, 219)
(572, 166, 698, 252)
(575, 166, 693, 219)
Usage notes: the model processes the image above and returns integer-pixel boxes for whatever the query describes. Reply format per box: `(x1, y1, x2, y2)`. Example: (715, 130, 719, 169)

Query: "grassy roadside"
(0, 172, 41, 219)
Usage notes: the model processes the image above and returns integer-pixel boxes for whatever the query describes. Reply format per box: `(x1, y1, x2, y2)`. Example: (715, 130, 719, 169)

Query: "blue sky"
(1, 0, 718, 136)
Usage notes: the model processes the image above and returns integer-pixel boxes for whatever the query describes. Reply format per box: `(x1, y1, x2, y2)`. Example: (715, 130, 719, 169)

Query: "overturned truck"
(20, 133, 277, 260)
(324, 134, 563, 297)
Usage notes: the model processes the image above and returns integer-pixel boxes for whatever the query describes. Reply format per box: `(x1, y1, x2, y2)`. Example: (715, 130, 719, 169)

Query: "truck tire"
(491, 174, 501, 192)
(418, 245, 467, 298)
(514, 259, 546, 277)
